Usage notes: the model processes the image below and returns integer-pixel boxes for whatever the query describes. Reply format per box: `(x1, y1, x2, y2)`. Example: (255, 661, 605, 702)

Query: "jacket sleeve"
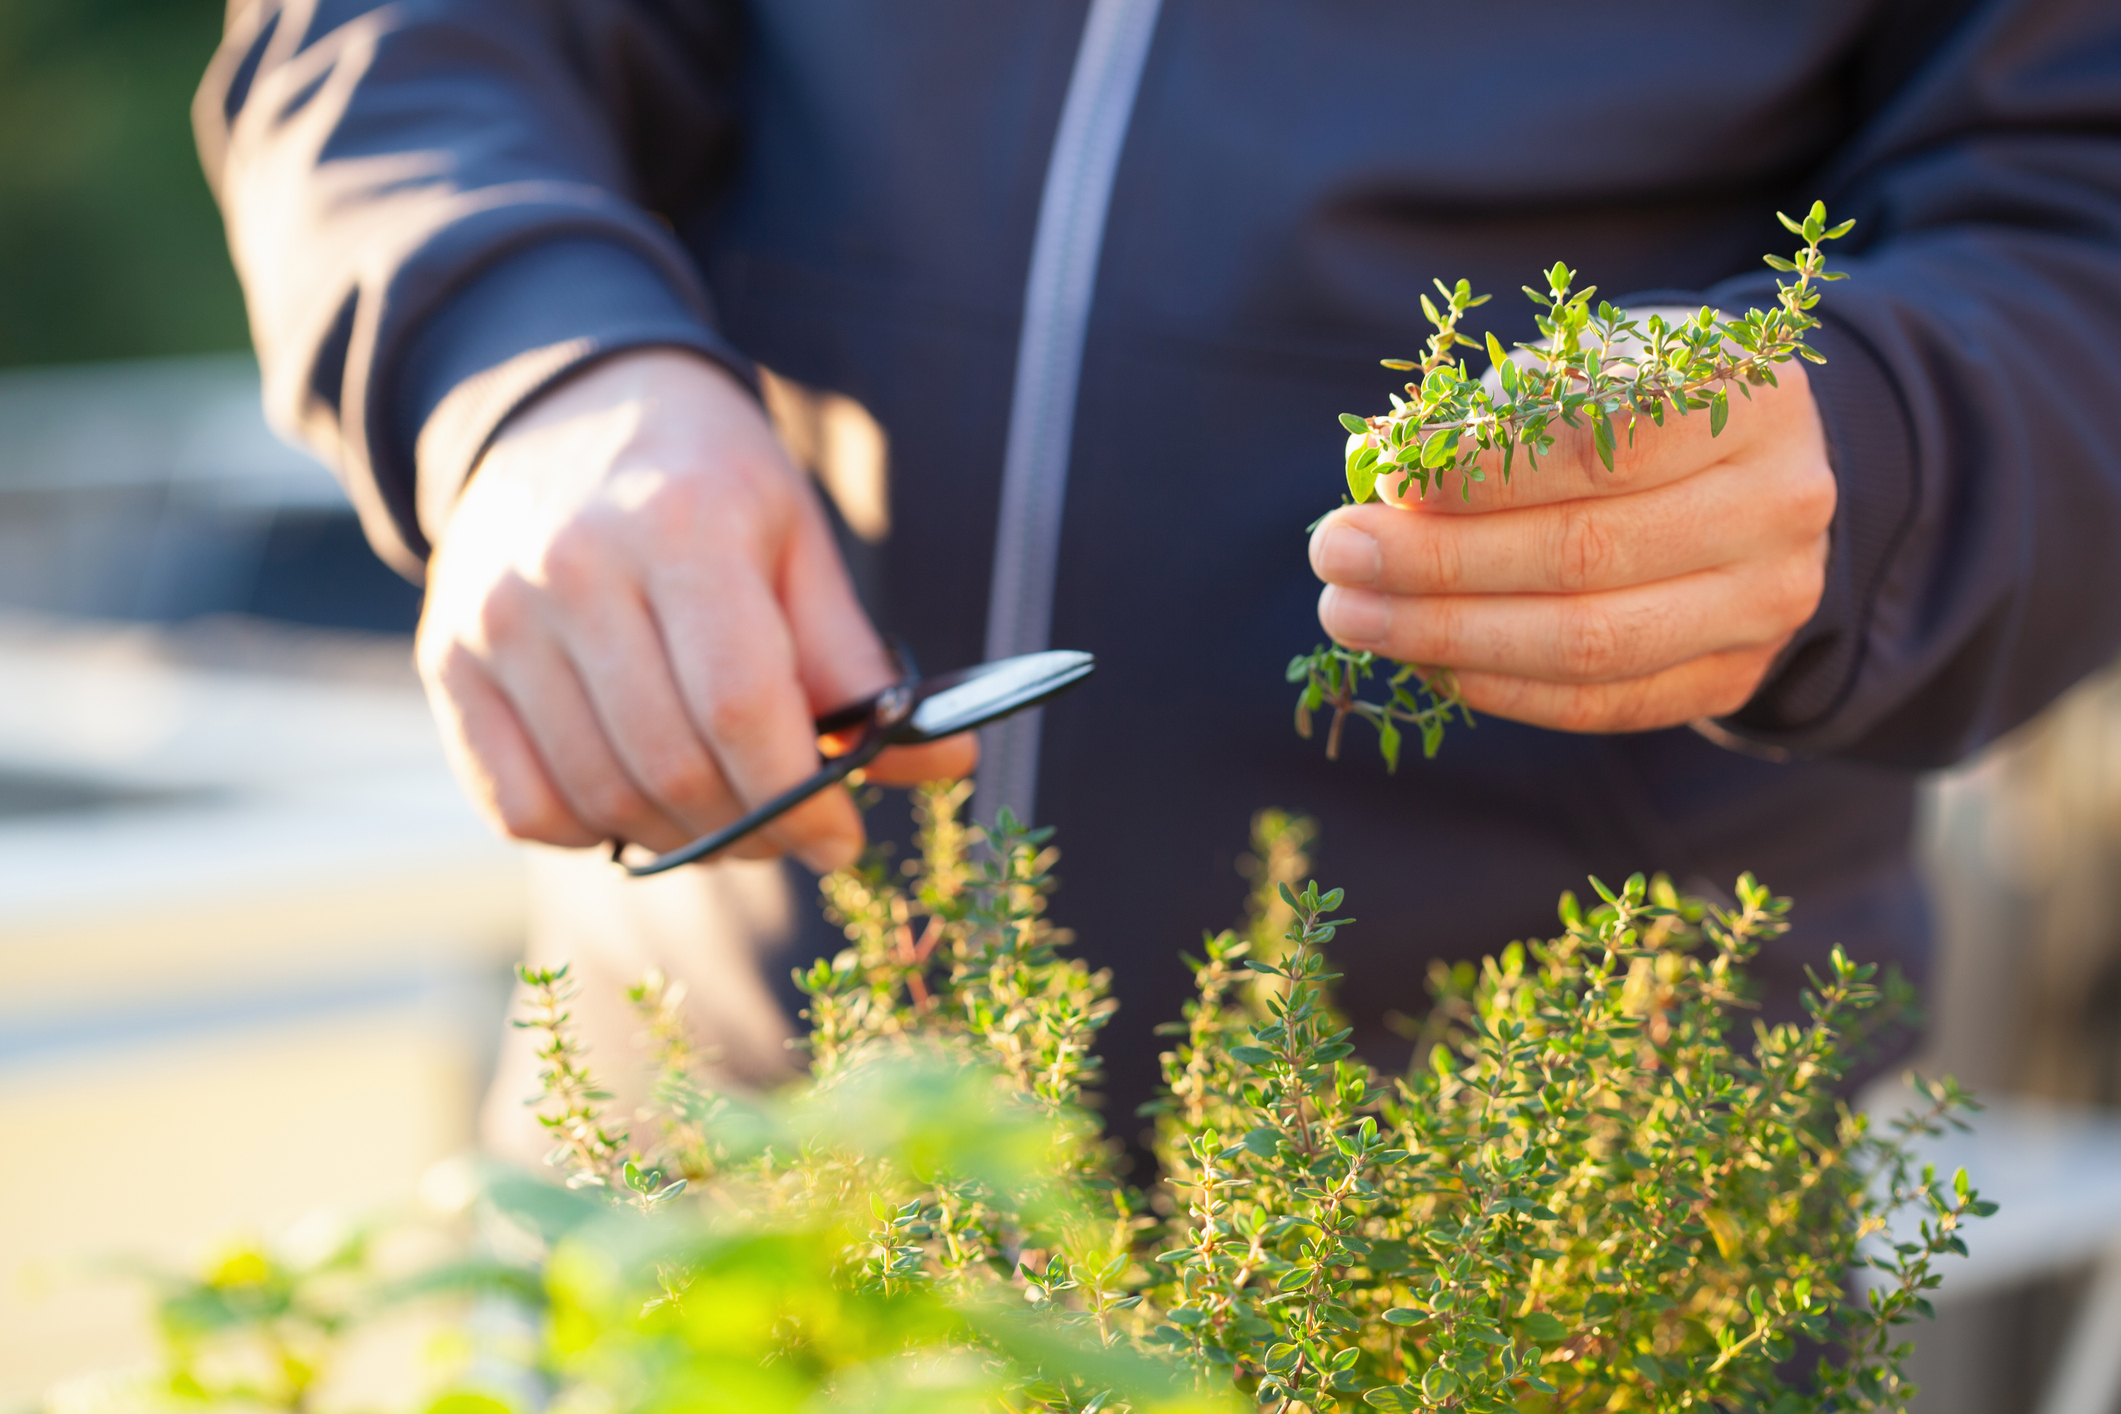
(193, 0, 751, 578)
(1707, 0, 2121, 768)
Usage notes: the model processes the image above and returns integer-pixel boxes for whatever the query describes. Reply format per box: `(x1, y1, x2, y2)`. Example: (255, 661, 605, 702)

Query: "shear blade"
(897, 649, 1095, 742)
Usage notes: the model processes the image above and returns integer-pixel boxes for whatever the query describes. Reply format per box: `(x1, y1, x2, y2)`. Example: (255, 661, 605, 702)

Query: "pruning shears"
(611, 648, 1095, 877)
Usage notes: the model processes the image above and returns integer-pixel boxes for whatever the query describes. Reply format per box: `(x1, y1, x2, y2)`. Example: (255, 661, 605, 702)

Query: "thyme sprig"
(512, 961, 631, 1193)
(1294, 202, 1854, 769)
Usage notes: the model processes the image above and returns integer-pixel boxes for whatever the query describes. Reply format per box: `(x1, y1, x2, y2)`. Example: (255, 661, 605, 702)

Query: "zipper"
(975, 0, 1165, 829)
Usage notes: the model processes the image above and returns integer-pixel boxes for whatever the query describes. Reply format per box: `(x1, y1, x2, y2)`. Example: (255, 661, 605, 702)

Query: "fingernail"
(1320, 585, 1391, 645)
(1312, 523, 1381, 584)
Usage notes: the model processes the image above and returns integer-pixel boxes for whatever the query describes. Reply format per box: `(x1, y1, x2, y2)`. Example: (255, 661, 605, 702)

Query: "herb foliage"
(91, 789, 1988, 1414)
(1290, 203, 1854, 769)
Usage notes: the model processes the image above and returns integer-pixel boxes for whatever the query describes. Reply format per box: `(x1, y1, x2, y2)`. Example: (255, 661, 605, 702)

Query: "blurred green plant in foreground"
(54, 787, 1989, 1413)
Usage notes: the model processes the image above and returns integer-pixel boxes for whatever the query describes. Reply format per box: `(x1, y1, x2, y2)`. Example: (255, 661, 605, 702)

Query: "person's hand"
(1308, 363, 1835, 734)
(416, 349, 974, 872)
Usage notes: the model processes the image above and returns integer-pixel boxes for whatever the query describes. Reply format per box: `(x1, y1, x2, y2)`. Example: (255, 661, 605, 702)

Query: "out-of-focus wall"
(0, 352, 519, 1401)
(1909, 661, 2121, 1414)
(0, 0, 518, 1391)
(0, 355, 421, 631)
(1926, 666, 2121, 1105)
(0, 615, 527, 1402)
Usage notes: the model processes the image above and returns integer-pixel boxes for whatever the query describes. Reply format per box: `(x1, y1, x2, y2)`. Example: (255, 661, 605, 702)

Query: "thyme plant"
(1290, 203, 1854, 769)
(1147, 849, 1984, 1414)
(90, 788, 1990, 1414)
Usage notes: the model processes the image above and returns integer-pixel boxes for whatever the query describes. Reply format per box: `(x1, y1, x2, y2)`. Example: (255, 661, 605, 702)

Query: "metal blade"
(893, 649, 1095, 742)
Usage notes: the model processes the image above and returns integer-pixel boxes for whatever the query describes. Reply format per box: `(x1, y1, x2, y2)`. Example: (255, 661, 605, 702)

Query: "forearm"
(194, 0, 744, 574)
(1713, 198, 2121, 764)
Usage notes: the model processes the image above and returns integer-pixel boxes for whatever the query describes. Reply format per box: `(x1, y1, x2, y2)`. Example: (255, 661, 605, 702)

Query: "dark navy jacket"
(197, 1, 2121, 1119)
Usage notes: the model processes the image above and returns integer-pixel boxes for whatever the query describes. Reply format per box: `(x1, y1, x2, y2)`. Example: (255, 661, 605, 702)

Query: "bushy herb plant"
(1289, 203, 1854, 769)
(76, 787, 1989, 1414)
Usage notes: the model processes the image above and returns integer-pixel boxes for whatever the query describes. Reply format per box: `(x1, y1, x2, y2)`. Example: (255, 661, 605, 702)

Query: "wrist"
(489, 348, 754, 450)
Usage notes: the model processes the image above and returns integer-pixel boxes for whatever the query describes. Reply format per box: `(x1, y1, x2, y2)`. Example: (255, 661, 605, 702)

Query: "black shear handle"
(610, 665, 918, 878)
(609, 731, 888, 877)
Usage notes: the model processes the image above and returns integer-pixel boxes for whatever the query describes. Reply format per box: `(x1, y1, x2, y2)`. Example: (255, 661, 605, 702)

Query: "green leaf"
(1364, 1388, 1420, 1413)
(1591, 413, 1616, 473)
(1521, 1311, 1569, 1343)
(1242, 1127, 1284, 1157)
(1710, 388, 1729, 437)
(1382, 1307, 1424, 1326)
(1420, 429, 1455, 470)
(1348, 457, 1380, 504)
(1378, 717, 1402, 773)
(1339, 413, 1370, 436)
(1229, 1045, 1276, 1067)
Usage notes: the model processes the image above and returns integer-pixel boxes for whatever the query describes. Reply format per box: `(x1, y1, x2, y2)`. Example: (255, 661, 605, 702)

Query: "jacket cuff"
(1715, 310, 1921, 747)
(393, 237, 757, 553)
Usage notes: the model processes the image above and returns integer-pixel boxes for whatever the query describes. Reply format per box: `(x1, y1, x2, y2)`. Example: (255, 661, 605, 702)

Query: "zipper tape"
(975, 0, 1164, 830)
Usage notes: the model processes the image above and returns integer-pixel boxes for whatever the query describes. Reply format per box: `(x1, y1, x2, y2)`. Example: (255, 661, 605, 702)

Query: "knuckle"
(1552, 503, 1620, 592)
(1767, 558, 1826, 630)
(1557, 602, 1625, 681)
(702, 682, 776, 746)
(475, 573, 535, 647)
(1417, 597, 1466, 662)
(413, 629, 463, 685)
(640, 747, 723, 812)
(536, 520, 613, 597)
(638, 478, 712, 542)
(1417, 525, 1465, 592)
(644, 472, 773, 557)
(1789, 466, 1838, 538)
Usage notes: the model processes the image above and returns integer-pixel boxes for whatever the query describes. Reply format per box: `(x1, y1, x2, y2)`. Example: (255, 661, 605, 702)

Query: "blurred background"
(3, 2, 2121, 1410)
(0, 0, 524, 1399)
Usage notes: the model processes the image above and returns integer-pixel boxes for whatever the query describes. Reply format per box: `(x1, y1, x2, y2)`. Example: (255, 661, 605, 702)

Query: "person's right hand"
(416, 348, 974, 874)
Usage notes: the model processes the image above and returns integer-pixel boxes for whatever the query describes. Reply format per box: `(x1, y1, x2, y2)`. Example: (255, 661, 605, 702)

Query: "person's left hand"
(1308, 364, 1836, 734)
